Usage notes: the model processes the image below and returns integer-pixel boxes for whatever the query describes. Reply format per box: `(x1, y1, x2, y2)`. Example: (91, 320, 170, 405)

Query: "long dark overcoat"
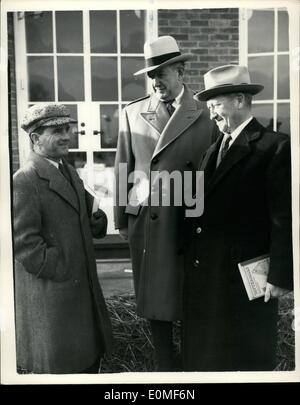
(183, 118, 293, 371)
(13, 152, 113, 373)
(114, 86, 216, 321)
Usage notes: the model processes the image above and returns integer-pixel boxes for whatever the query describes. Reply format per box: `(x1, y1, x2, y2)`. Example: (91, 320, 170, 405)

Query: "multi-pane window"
(17, 10, 149, 234)
(241, 8, 290, 134)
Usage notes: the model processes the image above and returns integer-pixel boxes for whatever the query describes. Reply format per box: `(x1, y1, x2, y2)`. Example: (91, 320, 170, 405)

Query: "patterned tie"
(164, 100, 175, 116)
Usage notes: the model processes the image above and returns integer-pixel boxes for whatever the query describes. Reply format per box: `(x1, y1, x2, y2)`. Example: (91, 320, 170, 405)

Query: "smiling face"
(31, 124, 71, 161)
(148, 64, 183, 102)
(206, 94, 244, 134)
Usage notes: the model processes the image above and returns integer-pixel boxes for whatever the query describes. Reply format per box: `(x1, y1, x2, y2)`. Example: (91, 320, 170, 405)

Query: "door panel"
(56, 11, 83, 53)
(90, 10, 117, 53)
(57, 56, 85, 101)
(91, 57, 118, 101)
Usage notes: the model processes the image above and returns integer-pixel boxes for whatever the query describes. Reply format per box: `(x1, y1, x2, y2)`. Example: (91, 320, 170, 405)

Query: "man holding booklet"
(182, 65, 293, 371)
(13, 103, 112, 374)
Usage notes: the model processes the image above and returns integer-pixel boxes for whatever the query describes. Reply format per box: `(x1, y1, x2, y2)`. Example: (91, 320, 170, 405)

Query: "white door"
(15, 9, 156, 234)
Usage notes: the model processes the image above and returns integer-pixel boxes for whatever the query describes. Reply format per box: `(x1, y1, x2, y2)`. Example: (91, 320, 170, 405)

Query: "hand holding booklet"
(84, 183, 100, 215)
(238, 254, 270, 301)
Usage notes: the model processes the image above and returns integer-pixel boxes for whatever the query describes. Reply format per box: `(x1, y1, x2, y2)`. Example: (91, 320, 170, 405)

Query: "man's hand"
(119, 228, 129, 240)
(264, 282, 290, 302)
(90, 209, 108, 238)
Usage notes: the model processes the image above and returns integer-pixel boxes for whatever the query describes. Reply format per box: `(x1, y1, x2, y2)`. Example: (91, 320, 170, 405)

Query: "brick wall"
(7, 13, 19, 173)
(158, 8, 239, 92)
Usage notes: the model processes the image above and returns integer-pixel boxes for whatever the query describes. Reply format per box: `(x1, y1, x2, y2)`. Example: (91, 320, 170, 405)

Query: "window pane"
(248, 56, 274, 100)
(120, 10, 145, 53)
(248, 10, 274, 53)
(56, 11, 83, 53)
(28, 56, 54, 101)
(25, 11, 53, 53)
(278, 10, 289, 52)
(251, 104, 273, 129)
(91, 57, 118, 101)
(93, 152, 116, 235)
(93, 152, 116, 213)
(90, 11, 117, 53)
(121, 57, 146, 101)
(94, 151, 116, 167)
(100, 105, 119, 148)
(278, 55, 290, 99)
(66, 152, 89, 189)
(64, 104, 79, 149)
(57, 56, 84, 101)
(66, 151, 86, 170)
(277, 103, 290, 134)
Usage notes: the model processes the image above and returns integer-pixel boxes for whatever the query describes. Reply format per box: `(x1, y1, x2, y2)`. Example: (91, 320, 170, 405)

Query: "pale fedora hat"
(194, 64, 264, 101)
(134, 35, 193, 76)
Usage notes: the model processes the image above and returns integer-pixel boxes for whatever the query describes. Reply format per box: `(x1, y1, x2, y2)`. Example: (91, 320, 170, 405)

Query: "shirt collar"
(173, 85, 185, 108)
(226, 116, 253, 143)
(45, 157, 62, 169)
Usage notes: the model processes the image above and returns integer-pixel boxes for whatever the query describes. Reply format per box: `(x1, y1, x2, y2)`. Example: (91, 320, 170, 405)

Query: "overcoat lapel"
(140, 95, 169, 135)
(153, 87, 203, 157)
(204, 118, 263, 197)
(62, 158, 87, 218)
(200, 133, 224, 181)
(30, 152, 79, 212)
(139, 87, 204, 158)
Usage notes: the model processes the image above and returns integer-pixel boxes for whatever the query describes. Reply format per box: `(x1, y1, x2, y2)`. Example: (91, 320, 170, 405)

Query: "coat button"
(151, 213, 158, 220)
(193, 259, 200, 268)
(186, 160, 193, 167)
(74, 279, 80, 284)
(196, 227, 202, 234)
(152, 157, 159, 164)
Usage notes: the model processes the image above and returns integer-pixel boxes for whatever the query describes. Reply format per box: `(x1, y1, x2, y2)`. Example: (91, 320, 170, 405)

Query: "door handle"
(93, 130, 104, 135)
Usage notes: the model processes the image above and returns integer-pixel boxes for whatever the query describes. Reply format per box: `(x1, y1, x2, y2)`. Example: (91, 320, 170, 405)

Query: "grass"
(275, 292, 295, 371)
(99, 293, 295, 373)
(99, 295, 156, 373)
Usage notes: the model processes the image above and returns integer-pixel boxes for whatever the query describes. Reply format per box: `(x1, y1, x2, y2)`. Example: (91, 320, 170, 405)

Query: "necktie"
(58, 162, 70, 182)
(220, 135, 232, 161)
(216, 135, 232, 168)
(164, 100, 175, 116)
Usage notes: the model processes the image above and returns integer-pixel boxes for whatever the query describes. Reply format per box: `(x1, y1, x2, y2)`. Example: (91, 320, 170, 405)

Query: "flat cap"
(21, 103, 77, 134)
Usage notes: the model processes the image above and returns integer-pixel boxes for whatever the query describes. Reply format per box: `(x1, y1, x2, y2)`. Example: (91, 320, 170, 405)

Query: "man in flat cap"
(13, 103, 113, 374)
(182, 65, 293, 371)
(114, 36, 217, 370)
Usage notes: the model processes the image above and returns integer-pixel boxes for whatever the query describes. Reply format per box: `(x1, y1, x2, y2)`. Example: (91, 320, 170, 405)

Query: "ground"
(99, 293, 295, 373)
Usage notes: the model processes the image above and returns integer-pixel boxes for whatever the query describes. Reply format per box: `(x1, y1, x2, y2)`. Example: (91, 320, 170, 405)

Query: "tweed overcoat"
(182, 118, 293, 371)
(114, 86, 216, 321)
(13, 152, 113, 373)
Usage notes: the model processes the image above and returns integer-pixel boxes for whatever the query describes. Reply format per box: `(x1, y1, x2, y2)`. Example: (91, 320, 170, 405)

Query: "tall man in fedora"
(13, 103, 113, 374)
(114, 36, 216, 370)
(182, 65, 293, 371)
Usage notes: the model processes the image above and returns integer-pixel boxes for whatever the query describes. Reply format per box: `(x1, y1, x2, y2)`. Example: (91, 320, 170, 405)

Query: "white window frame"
(239, 7, 291, 132)
(240, 6, 300, 318)
(14, 9, 158, 167)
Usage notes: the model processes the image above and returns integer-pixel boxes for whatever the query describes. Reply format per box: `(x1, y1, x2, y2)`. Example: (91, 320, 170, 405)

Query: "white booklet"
(238, 254, 270, 301)
(84, 183, 100, 214)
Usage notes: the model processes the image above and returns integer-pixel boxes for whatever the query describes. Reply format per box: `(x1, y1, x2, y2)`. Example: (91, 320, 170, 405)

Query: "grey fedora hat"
(194, 65, 264, 101)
